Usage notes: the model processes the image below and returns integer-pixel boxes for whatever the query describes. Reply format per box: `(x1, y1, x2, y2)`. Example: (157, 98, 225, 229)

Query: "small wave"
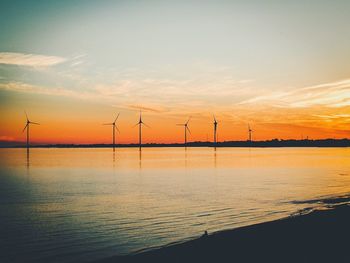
(290, 193, 350, 206)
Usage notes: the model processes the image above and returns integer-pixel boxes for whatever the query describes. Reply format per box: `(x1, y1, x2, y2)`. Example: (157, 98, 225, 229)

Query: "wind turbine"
(213, 115, 218, 144)
(134, 111, 149, 150)
(103, 113, 120, 149)
(177, 117, 191, 145)
(248, 124, 253, 142)
(22, 112, 40, 149)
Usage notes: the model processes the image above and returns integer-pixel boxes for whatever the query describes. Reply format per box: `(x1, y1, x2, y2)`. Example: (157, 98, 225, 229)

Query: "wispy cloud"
(0, 61, 256, 113)
(0, 52, 66, 67)
(239, 79, 350, 108)
(124, 104, 168, 113)
(313, 114, 350, 120)
(69, 54, 86, 67)
(92, 70, 256, 108)
(0, 81, 94, 99)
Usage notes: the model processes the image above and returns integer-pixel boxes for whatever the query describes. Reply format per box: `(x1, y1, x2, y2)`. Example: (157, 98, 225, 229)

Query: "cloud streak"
(0, 52, 66, 67)
(0, 81, 94, 99)
(239, 79, 350, 108)
(125, 104, 168, 113)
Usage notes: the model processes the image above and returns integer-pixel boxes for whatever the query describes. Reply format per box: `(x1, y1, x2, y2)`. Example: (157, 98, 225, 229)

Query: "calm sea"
(1, 147, 350, 262)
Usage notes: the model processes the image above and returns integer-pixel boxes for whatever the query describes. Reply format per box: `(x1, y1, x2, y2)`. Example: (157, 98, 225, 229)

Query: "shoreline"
(99, 195, 350, 263)
(1, 138, 350, 148)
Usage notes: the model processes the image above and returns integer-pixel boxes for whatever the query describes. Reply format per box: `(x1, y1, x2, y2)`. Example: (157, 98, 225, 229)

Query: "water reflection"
(214, 147, 217, 168)
(26, 148, 30, 169)
(139, 149, 142, 169)
(1, 147, 350, 263)
(25, 148, 30, 180)
(112, 149, 116, 171)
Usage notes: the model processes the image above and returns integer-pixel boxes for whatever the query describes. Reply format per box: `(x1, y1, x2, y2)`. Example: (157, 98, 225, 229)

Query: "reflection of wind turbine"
(177, 117, 191, 145)
(134, 111, 149, 150)
(23, 111, 40, 149)
(103, 113, 120, 149)
(248, 124, 253, 142)
(213, 115, 218, 144)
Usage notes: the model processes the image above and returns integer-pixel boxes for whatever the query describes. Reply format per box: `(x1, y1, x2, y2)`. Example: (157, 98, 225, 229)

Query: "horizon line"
(1, 138, 350, 148)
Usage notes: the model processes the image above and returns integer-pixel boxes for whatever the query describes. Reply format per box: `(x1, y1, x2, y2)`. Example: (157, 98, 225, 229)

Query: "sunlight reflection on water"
(1, 147, 350, 262)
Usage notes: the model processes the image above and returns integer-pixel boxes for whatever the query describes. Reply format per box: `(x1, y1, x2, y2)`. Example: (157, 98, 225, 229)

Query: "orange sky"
(1, 89, 349, 144)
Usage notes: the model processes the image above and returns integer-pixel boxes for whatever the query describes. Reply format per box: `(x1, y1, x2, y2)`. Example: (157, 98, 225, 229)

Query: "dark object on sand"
(201, 231, 208, 238)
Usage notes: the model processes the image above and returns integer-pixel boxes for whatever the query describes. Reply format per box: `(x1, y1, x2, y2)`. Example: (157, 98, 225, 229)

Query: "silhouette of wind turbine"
(248, 124, 253, 142)
(103, 113, 120, 149)
(213, 115, 218, 144)
(177, 117, 191, 145)
(22, 111, 40, 149)
(134, 111, 149, 150)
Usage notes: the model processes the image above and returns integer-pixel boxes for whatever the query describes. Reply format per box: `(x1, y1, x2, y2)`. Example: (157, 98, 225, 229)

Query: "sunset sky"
(1, 0, 350, 144)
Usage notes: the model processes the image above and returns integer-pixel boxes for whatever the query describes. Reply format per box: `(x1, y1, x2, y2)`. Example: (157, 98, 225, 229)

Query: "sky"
(1, 0, 350, 144)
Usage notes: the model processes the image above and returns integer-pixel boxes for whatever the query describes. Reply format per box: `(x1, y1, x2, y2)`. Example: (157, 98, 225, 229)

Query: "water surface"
(1, 147, 350, 262)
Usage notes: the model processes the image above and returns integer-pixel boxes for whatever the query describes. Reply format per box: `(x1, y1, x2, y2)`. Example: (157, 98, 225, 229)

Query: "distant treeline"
(1, 139, 350, 148)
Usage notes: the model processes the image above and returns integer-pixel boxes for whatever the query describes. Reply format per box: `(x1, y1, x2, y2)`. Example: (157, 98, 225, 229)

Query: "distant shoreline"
(1, 138, 350, 148)
(99, 194, 350, 263)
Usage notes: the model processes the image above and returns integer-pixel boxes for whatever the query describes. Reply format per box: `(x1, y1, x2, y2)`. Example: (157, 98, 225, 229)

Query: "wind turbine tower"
(177, 117, 191, 145)
(135, 111, 149, 150)
(248, 124, 253, 142)
(23, 112, 40, 149)
(103, 113, 120, 149)
(213, 115, 218, 144)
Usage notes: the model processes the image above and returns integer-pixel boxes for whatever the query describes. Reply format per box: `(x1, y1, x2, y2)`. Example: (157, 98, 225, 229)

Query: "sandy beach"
(100, 196, 350, 263)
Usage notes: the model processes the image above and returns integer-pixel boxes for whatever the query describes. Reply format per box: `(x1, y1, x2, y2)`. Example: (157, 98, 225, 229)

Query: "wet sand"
(100, 196, 350, 263)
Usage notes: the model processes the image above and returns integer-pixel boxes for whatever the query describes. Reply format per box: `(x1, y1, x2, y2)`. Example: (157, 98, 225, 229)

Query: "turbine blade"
(103, 123, 113, 125)
(186, 116, 191, 125)
(186, 126, 191, 135)
(176, 124, 184, 126)
(22, 123, 28, 132)
(133, 123, 139, 128)
(114, 113, 120, 123)
(213, 115, 216, 122)
(143, 122, 151, 128)
(115, 126, 120, 133)
(30, 122, 40, 125)
(25, 110, 29, 121)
